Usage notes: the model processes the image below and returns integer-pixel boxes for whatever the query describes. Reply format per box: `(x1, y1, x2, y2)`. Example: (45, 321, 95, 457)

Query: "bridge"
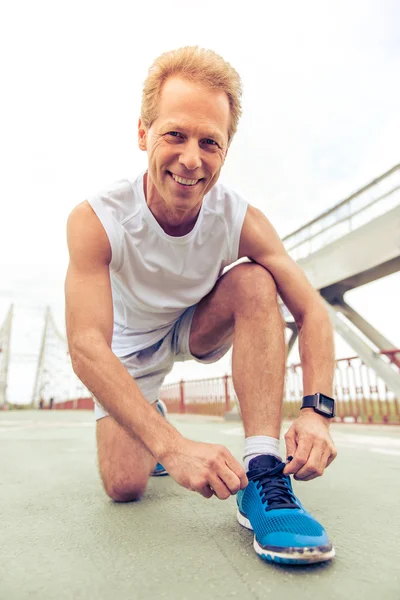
(282, 163, 400, 398)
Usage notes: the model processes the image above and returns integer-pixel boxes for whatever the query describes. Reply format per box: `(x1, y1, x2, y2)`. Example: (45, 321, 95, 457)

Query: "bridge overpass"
(282, 163, 400, 397)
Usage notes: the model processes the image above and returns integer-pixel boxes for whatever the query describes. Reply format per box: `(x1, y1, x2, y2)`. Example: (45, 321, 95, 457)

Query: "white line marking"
(335, 443, 359, 449)
(222, 427, 243, 436)
(0, 421, 94, 431)
(221, 426, 400, 457)
(331, 433, 400, 448)
(370, 448, 400, 456)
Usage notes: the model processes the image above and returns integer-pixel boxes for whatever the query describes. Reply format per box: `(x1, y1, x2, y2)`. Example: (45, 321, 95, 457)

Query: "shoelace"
(248, 461, 299, 511)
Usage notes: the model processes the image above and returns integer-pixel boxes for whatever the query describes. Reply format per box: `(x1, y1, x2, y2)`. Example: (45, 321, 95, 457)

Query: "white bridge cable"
(0, 305, 13, 408)
(31, 307, 89, 407)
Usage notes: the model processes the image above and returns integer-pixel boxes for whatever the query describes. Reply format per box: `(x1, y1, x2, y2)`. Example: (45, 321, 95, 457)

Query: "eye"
(203, 138, 218, 146)
(166, 131, 182, 138)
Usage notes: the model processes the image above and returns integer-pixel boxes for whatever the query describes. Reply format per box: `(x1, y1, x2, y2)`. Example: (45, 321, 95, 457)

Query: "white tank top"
(88, 171, 248, 357)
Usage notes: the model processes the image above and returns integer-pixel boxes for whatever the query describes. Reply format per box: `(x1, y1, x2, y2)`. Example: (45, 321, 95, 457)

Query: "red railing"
(160, 374, 234, 416)
(160, 350, 400, 424)
(36, 350, 399, 424)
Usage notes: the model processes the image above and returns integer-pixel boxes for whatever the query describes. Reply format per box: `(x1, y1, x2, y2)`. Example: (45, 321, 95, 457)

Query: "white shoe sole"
(236, 508, 335, 565)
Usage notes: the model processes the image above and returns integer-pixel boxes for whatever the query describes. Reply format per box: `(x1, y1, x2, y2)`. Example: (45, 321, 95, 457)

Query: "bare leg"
(96, 405, 158, 502)
(190, 263, 286, 439)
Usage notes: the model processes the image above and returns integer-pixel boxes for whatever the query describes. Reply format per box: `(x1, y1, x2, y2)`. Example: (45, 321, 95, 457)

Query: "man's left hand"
(282, 409, 337, 481)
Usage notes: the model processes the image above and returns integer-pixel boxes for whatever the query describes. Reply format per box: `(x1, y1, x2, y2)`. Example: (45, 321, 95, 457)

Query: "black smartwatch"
(301, 393, 335, 418)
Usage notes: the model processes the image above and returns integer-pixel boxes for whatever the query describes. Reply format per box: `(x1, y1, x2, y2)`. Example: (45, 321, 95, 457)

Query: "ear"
(138, 118, 148, 151)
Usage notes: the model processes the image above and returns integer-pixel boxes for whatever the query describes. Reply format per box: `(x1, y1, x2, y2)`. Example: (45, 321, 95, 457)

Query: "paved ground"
(1, 410, 399, 600)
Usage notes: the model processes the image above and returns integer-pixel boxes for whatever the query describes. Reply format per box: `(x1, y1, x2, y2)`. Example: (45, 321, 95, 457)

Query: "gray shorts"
(94, 304, 231, 420)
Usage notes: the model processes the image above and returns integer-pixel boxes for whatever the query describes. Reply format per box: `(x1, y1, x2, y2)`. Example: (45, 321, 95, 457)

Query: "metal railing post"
(223, 374, 230, 413)
(179, 379, 185, 414)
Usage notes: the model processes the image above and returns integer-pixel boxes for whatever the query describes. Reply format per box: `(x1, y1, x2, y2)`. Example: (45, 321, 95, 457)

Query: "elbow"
(296, 297, 332, 331)
(67, 332, 106, 378)
(69, 343, 86, 379)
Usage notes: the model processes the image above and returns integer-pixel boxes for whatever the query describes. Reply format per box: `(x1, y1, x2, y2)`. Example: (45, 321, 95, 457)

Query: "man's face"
(138, 77, 230, 216)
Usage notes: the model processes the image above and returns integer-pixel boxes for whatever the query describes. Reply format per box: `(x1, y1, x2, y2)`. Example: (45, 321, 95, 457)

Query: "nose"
(178, 140, 202, 171)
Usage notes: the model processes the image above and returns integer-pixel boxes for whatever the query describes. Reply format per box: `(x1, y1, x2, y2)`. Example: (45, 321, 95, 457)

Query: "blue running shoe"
(236, 455, 335, 565)
(150, 400, 169, 477)
(151, 462, 168, 477)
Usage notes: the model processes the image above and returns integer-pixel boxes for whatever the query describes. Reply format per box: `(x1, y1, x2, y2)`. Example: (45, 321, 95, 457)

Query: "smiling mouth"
(167, 171, 202, 187)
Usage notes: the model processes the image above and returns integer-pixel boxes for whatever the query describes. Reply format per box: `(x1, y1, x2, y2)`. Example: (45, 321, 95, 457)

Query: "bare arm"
(239, 205, 337, 480)
(238, 204, 335, 398)
(65, 201, 182, 459)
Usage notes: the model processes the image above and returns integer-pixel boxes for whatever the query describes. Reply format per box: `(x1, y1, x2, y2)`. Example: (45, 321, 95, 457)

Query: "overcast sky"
(1, 0, 399, 403)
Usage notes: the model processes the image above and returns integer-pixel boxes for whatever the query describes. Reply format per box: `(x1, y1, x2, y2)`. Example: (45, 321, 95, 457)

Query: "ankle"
(243, 435, 282, 471)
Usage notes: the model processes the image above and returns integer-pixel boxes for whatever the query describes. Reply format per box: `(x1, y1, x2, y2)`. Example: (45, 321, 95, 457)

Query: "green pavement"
(1, 410, 399, 600)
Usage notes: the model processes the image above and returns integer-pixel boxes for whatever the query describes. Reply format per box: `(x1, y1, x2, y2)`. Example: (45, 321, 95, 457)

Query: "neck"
(143, 172, 202, 236)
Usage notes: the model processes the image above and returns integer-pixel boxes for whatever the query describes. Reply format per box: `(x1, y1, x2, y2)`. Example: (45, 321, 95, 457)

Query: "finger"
(224, 454, 248, 489)
(294, 443, 326, 480)
(219, 467, 241, 495)
(284, 429, 297, 462)
(300, 445, 338, 481)
(198, 484, 214, 499)
(283, 438, 311, 476)
(208, 475, 232, 500)
(295, 453, 333, 481)
(326, 446, 338, 467)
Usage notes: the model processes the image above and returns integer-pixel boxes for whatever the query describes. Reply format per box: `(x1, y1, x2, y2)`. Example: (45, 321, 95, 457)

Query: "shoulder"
(206, 180, 246, 204)
(77, 173, 143, 270)
(87, 176, 139, 224)
(205, 181, 248, 219)
(67, 201, 111, 266)
(239, 204, 285, 261)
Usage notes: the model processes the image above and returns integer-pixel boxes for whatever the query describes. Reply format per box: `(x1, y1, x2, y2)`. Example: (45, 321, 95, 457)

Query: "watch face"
(318, 394, 335, 416)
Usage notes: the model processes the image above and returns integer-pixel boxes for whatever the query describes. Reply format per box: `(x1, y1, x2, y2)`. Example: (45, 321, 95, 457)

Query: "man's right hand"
(159, 438, 248, 499)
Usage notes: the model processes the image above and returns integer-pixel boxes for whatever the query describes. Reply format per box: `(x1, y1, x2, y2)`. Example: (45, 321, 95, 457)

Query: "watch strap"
(301, 394, 317, 409)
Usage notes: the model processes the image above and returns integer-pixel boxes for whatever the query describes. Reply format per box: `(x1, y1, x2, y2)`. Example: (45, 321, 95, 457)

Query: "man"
(65, 46, 337, 565)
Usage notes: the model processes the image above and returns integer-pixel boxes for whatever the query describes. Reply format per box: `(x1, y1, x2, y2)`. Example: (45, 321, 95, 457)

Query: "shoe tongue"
(248, 454, 282, 472)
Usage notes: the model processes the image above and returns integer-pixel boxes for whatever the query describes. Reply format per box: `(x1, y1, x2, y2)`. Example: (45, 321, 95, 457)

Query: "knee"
(103, 475, 148, 503)
(227, 263, 279, 309)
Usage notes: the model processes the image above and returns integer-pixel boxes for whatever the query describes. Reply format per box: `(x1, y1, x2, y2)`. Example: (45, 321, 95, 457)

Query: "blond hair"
(141, 46, 242, 143)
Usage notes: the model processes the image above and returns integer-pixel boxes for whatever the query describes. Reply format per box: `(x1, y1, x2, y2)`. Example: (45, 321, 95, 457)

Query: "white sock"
(243, 435, 282, 471)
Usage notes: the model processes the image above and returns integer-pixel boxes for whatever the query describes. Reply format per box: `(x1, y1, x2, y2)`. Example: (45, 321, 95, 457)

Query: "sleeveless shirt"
(87, 171, 248, 357)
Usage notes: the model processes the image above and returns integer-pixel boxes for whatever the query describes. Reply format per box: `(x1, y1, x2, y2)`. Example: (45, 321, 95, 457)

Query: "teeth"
(171, 173, 198, 186)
